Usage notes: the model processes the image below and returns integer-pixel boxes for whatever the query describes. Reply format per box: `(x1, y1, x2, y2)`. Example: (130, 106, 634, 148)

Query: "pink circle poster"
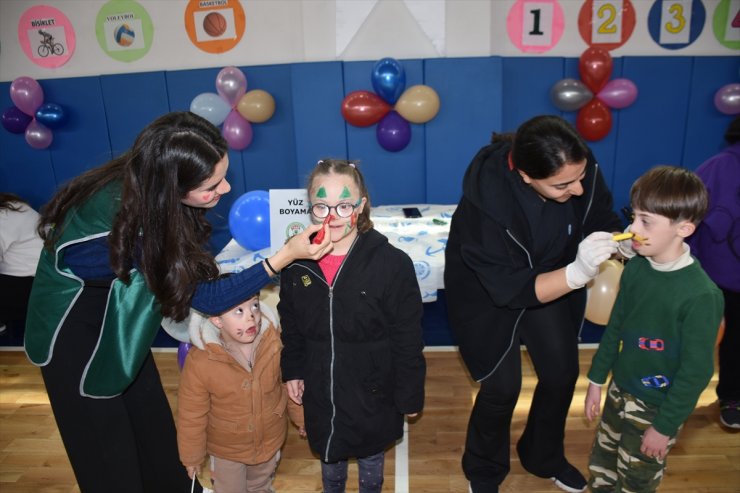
(18, 5, 76, 68)
(507, 0, 565, 53)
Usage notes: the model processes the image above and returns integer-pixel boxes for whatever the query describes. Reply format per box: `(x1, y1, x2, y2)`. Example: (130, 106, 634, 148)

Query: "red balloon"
(579, 47, 613, 93)
(341, 90, 391, 127)
(576, 99, 612, 142)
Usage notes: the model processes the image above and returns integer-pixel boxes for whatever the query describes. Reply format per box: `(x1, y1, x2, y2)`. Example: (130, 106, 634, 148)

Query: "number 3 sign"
(578, 0, 636, 50)
(506, 0, 565, 53)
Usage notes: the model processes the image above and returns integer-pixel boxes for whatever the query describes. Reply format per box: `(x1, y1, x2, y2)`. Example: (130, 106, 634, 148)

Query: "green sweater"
(587, 255, 723, 436)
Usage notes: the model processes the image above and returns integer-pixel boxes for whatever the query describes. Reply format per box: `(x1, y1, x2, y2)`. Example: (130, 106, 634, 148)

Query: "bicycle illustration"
(37, 30, 64, 57)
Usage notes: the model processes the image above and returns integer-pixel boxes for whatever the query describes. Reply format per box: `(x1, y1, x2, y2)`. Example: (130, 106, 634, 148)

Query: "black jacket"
(444, 141, 622, 381)
(279, 229, 425, 462)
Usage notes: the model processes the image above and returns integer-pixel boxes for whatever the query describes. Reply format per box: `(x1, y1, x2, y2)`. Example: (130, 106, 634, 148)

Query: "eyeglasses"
(310, 199, 362, 219)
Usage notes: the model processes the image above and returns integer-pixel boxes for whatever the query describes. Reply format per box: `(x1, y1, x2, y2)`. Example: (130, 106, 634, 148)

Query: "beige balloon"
(585, 259, 624, 326)
(395, 85, 440, 124)
(237, 89, 275, 123)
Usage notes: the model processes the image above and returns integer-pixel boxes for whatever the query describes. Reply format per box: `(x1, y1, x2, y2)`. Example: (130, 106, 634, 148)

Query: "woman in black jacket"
(279, 159, 425, 493)
(444, 115, 623, 493)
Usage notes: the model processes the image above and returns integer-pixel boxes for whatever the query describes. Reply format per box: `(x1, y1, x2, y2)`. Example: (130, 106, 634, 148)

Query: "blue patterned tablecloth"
(215, 204, 456, 302)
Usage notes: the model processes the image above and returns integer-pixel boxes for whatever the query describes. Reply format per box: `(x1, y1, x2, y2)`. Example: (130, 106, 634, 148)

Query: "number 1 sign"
(506, 0, 565, 54)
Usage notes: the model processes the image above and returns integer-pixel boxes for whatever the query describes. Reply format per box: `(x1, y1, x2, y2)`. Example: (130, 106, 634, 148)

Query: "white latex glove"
(565, 232, 618, 289)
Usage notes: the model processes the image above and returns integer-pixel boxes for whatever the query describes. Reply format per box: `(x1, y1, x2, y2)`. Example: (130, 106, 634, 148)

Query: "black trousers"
(717, 288, 740, 401)
(463, 293, 582, 491)
(39, 286, 200, 493)
(0, 273, 34, 321)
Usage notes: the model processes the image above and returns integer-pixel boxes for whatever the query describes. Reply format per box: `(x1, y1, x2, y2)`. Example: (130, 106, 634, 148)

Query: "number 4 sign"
(506, 0, 565, 53)
(578, 0, 636, 50)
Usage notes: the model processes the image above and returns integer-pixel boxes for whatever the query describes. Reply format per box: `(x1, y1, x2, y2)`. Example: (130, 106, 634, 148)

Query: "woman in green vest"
(24, 111, 332, 493)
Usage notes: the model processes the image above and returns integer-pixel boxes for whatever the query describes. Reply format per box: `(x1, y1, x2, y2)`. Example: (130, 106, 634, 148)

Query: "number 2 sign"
(506, 0, 564, 53)
(578, 0, 636, 50)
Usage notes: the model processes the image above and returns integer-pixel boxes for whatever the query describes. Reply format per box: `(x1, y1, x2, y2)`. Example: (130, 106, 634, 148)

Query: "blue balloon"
(34, 103, 66, 129)
(371, 58, 406, 105)
(229, 190, 270, 251)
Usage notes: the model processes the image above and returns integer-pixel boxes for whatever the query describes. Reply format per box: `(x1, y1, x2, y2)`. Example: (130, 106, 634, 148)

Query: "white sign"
(269, 189, 311, 254)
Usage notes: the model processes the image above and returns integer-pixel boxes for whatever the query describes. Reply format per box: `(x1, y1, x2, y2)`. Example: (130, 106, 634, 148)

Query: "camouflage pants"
(587, 381, 679, 492)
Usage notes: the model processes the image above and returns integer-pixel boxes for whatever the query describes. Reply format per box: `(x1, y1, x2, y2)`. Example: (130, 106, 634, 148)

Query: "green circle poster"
(96, 0, 153, 62)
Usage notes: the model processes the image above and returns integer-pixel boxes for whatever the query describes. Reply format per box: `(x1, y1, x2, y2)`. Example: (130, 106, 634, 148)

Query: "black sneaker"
(551, 463, 587, 493)
(720, 400, 740, 429)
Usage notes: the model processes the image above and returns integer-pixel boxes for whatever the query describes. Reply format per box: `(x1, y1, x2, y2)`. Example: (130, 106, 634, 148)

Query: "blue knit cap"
(191, 264, 271, 315)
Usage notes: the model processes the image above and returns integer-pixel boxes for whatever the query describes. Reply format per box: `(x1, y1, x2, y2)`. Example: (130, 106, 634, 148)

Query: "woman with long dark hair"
(24, 111, 332, 492)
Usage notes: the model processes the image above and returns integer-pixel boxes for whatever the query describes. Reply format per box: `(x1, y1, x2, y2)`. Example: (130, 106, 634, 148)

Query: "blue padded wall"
(1, 55, 738, 226)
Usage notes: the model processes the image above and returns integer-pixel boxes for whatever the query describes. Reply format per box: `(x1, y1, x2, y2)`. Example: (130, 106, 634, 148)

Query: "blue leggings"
(321, 451, 384, 493)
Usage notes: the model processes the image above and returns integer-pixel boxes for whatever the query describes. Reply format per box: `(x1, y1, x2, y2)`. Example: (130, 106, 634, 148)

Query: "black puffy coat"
(279, 229, 425, 462)
(444, 141, 623, 382)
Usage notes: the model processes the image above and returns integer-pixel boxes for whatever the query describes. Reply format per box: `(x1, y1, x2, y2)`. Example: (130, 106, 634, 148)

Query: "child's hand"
(186, 465, 200, 480)
(640, 426, 669, 460)
(584, 383, 602, 422)
(297, 426, 307, 438)
(286, 379, 304, 405)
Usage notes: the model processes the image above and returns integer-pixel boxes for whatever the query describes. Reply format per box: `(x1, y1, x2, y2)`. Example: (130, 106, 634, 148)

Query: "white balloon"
(190, 92, 231, 126)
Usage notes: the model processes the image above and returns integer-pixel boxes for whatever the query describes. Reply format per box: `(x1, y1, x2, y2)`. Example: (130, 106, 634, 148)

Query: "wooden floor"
(1, 348, 738, 493)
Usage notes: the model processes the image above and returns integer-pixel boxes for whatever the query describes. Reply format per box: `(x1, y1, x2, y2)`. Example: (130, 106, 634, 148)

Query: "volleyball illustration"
(114, 24, 135, 47)
(203, 12, 227, 37)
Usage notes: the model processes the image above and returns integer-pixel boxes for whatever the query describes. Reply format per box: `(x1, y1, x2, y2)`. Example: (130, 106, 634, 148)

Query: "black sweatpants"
(717, 288, 740, 401)
(463, 293, 582, 489)
(39, 286, 200, 493)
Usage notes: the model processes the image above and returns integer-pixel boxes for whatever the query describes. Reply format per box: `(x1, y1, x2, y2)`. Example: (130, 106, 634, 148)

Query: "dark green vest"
(24, 183, 163, 397)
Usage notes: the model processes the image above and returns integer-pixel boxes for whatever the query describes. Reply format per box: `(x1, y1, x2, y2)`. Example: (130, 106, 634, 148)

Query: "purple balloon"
(222, 110, 253, 150)
(177, 342, 192, 370)
(25, 119, 53, 149)
(596, 78, 638, 109)
(376, 111, 411, 152)
(714, 83, 740, 115)
(2, 106, 33, 133)
(35, 103, 66, 129)
(216, 66, 247, 108)
(10, 77, 44, 116)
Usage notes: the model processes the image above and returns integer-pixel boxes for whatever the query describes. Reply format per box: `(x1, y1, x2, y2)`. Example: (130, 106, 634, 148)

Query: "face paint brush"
(312, 214, 334, 244)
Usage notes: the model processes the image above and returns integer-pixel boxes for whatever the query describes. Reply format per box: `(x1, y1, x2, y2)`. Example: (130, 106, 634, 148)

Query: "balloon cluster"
(550, 47, 637, 142)
(714, 82, 740, 115)
(228, 190, 270, 251)
(341, 57, 440, 152)
(190, 66, 276, 150)
(2, 76, 67, 150)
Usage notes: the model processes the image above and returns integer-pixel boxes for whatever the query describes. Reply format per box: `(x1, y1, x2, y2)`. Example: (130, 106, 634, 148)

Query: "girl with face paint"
(278, 159, 426, 493)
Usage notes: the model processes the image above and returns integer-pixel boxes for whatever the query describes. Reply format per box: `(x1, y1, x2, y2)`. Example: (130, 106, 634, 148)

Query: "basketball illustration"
(203, 12, 227, 37)
(114, 24, 135, 47)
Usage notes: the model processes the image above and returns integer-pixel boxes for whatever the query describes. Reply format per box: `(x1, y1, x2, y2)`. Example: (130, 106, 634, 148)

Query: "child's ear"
(677, 220, 696, 239)
(209, 316, 223, 328)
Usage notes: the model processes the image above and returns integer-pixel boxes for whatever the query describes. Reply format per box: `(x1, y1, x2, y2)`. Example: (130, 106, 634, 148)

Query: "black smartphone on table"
(402, 207, 422, 218)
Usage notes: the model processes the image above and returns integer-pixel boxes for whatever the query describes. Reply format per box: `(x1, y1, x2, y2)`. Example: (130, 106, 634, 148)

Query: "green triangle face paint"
(340, 186, 351, 199)
(316, 187, 327, 198)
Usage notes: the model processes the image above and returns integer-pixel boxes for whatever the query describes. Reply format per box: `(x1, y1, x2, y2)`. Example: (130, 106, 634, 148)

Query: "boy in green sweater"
(584, 166, 724, 492)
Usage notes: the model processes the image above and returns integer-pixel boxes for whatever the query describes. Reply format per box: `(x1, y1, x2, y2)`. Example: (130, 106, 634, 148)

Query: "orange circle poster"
(184, 0, 245, 54)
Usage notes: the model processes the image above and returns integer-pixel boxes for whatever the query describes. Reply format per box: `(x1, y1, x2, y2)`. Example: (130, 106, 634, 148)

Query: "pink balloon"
(714, 83, 740, 115)
(216, 66, 247, 108)
(10, 77, 44, 116)
(596, 78, 638, 109)
(25, 119, 53, 149)
(222, 110, 253, 150)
